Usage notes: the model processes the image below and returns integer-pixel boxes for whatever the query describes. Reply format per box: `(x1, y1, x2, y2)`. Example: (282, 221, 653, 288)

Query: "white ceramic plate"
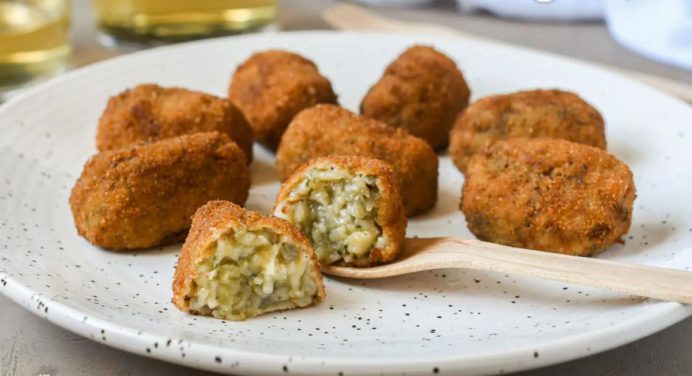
(0, 32, 690, 376)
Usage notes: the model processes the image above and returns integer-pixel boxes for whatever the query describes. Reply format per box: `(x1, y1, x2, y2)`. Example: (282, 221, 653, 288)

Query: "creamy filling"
(187, 229, 319, 320)
(275, 166, 387, 265)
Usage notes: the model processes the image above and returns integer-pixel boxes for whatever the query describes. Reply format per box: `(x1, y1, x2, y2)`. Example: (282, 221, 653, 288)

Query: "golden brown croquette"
(228, 50, 338, 150)
(461, 138, 635, 256)
(70, 132, 250, 250)
(96, 83, 254, 162)
(172, 200, 325, 321)
(275, 104, 438, 216)
(274, 156, 406, 267)
(450, 89, 606, 173)
(361, 45, 471, 150)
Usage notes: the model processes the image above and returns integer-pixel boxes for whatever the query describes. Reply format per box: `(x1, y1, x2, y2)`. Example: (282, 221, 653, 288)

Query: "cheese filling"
(187, 229, 319, 321)
(275, 166, 388, 265)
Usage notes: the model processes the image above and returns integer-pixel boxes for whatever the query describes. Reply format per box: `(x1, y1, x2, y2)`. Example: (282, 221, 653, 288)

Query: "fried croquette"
(96, 84, 254, 162)
(450, 89, 606, 172)
(276, 104, 438, 216)
(461, 138, 635, 256)
(70, 132, 250, 250)
(228, 50, 338, 150)
(361, 45, 471, 150)
(172, 200, 325, 321)
(274, 156, 406, 267)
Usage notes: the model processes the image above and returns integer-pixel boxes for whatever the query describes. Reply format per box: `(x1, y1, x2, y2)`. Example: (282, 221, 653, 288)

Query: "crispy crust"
(276, 104, 438, 216)
(450, 89, 606, 173)
(69, 132, 250, 250)
(172, 200, 326, 313)
(228, 50, 338, 150)
(274, 156, 407, 266)
(461, 138, 635, 256)
(96, 83, 254, 163)
(361, 45, 471, 150)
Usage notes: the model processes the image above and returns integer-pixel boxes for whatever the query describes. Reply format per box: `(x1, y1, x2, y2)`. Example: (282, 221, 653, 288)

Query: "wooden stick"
(323, 237, 692, 304)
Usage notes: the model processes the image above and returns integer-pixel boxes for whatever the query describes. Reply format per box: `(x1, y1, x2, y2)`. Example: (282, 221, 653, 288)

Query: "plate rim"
(1, 30, 691, 375)
(2, 274, 690, 375)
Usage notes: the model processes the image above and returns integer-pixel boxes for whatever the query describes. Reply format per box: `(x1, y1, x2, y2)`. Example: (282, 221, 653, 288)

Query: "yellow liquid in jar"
(92, 0, 277, 43)
(0, 0, 70, 93)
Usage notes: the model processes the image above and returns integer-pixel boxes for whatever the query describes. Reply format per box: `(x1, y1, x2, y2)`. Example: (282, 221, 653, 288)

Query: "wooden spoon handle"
(412, 238, 692, 304)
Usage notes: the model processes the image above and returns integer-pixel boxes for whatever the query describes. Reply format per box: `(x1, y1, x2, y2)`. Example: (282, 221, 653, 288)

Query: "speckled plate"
(0, 32, 691, 376)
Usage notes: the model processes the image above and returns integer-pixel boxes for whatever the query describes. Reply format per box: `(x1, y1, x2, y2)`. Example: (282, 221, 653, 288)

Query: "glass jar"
(91, 0, 277, 44)
(0, 0, 70, 100)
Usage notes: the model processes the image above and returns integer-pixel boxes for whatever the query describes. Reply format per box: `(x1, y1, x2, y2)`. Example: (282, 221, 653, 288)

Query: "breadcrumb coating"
(96, 83, 253, 163)
(228, 50, 338, 150)
(70, 132, 250, 250)
(450, 89, 606, 173)
(361, 45, 470, 150)
(461, 138, 635, 256)
(276, 104, 438, 216)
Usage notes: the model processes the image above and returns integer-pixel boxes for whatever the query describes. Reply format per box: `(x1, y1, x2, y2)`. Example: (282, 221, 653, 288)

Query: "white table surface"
(1, 0, 690, 375)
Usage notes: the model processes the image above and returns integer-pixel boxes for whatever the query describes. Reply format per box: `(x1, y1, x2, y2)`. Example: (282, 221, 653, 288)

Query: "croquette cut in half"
(450, 89, 606, 173)
(173, 200, 325, 321)
(96, 83, 254, 163)
(361, 45, 471, 150)
(228, 50, 338, 150)
(274, 156, 406, 267)
(276, 104, 438, 217)
(70, 132, 250, 251)
(461, 138, 635, 256)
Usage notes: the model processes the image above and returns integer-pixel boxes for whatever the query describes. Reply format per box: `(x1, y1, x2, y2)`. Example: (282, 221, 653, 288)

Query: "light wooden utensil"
(321, 237, 692, 304)
(323, 3, 692, 103)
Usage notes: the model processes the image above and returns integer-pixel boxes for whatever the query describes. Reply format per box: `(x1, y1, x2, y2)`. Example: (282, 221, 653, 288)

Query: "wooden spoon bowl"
(321, 237, 692, 304)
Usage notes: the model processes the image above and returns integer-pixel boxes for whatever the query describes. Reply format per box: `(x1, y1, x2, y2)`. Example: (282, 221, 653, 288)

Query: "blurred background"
(1, 0, 690, 101)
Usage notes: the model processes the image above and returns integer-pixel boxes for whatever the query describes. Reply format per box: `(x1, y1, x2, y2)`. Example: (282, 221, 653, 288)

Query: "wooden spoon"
(321, 237, 692, 304)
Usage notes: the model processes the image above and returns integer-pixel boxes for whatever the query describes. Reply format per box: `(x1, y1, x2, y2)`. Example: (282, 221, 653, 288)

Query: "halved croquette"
(274, 156, 406, 267)
(173, 200, 325, 321)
